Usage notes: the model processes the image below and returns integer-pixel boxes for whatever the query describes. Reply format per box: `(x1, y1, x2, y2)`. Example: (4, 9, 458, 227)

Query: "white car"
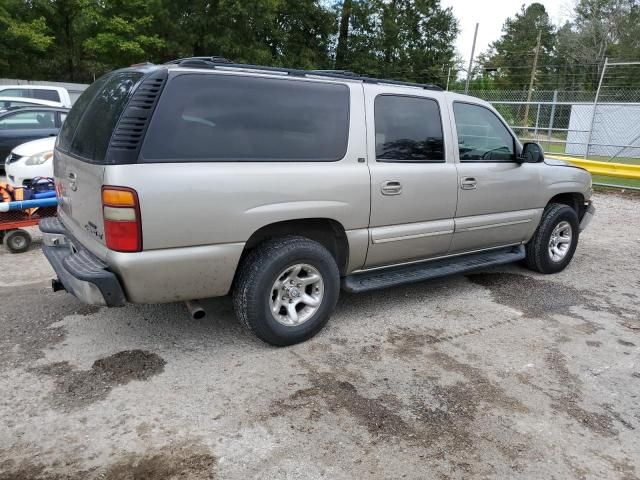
(0, 85, 72, 108)
(0, 96, 64, 111)
(4, 136, 56, 187)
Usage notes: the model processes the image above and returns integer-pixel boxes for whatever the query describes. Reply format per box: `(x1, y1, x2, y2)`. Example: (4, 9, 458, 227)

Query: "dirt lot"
(0, 191, 639, 480)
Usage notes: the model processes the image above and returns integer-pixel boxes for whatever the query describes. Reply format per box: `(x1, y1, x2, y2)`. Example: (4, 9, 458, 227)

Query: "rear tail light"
(101, 186, 142, 252)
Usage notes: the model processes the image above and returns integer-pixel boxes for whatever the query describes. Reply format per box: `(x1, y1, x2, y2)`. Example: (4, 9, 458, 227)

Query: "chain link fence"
(455, 62, 640, 189)
(455, 89, 640, 165)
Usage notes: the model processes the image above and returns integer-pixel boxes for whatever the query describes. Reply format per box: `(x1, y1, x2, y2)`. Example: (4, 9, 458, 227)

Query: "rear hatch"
(54, 70, 145, 258)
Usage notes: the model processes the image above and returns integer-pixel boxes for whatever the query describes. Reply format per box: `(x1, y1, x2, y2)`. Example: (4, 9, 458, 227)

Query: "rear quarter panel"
(103, 81, 370, 265)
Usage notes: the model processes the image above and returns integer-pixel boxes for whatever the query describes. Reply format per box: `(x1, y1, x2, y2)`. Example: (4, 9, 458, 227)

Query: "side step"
(342, 245, 525, 293)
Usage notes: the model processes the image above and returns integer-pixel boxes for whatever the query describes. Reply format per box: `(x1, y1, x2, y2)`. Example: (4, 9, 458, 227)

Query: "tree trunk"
(335, 0, 352, 69)
(65, 14, 74, 81)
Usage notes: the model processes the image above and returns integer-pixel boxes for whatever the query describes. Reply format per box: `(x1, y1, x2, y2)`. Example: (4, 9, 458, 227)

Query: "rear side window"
(57, 71, 142, 163)
(57, 76, 108, 152)
(33, 89, 61, 102)
(374, 95, 445, 162)
(141, 74, 350, 162)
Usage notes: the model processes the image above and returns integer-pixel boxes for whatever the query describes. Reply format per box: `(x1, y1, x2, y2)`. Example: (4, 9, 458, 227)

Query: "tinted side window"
(63, 72, 142, 163)
(0, 111, 56, 129)
(374, 95, 444, 162)
(33, 89, 61, 102)
(141, 74, 350, 162)
(453, 103, 515, 162)
(57, 75, 108, 152)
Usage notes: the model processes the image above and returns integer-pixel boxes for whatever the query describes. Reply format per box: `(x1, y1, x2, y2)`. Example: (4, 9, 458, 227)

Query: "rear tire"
(524, 203, 579, 274)
(5, 229, 31, 254)
(233, 236, 340, 346)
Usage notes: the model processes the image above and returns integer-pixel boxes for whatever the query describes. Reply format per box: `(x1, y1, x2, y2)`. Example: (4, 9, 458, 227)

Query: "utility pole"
(585, 57, 608, 159)
(445, 66, 452, 91)
(464, 23, 479, 94)
(523, 30, 542, 129)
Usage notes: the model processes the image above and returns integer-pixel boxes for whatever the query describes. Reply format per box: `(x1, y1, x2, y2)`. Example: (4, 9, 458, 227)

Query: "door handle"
(381, 180, 402, 195)
(460, 177, 477, 190)
(67, 171, 77, 191)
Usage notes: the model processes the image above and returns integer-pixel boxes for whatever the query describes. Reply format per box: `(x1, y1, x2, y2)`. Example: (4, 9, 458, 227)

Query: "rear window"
(33, 89, 61, 102)
(141, 74, 350, 162)
(57, 71, 143, 163)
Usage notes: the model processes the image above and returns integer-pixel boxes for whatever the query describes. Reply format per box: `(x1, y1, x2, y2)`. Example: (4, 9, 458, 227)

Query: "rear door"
(449, 100, 542, 253)
(364, 87, 458, 268)
(54, 71, 143, 258)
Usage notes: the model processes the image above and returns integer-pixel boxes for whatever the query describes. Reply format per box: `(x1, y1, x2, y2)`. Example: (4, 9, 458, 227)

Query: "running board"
(342, 246, 525, 293)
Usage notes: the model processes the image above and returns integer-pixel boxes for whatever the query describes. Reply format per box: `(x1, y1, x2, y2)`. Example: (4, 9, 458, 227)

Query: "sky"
(440, 0, 575, 66)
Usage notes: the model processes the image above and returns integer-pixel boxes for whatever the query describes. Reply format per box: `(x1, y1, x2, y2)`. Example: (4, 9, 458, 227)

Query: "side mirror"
(520, 142, 545, 163)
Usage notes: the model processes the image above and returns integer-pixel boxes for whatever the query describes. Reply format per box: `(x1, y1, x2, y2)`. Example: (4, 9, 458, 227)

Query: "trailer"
(0, 191, 57, 253)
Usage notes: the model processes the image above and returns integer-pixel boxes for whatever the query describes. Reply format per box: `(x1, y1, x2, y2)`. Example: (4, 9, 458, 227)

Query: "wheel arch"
(547, 192, 586, 219)
(241, 218, 350, 275)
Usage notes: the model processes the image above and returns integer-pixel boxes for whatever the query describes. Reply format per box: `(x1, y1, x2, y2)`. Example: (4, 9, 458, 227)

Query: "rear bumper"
(579, 201, 595, 232)
(40, 217, 126, 306)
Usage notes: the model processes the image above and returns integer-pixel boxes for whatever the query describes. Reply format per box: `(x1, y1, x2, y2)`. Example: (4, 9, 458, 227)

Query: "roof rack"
(165, 57, 443, 91)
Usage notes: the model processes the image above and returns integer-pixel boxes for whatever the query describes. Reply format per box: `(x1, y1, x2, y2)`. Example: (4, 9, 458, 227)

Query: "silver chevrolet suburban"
(40, 57, 594, 346)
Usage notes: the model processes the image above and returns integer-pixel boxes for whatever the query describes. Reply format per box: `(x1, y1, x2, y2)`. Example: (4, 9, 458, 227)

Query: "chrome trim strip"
(372, 229, 454, 244)
(456, 219, 531, 232)
(351, 242, 522, 274)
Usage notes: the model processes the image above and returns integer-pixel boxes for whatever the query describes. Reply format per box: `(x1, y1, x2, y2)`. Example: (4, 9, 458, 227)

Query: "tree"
(83, 0, 165, 75)
(478, 3, 555, 91)
(554, 0, 640, 90)
(0, 1, 53, 78)
(335, 0, 353, 69)
(339, 0, 458, 85)
(29, 0, 93, 82)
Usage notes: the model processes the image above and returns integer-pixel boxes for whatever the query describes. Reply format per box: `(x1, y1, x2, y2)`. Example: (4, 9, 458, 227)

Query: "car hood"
(12, 136, 57, 157)
(543, 155, 572, 167)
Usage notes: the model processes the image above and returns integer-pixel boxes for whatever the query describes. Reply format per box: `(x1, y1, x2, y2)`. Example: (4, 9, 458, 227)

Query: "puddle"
(31, 349, 166, 410)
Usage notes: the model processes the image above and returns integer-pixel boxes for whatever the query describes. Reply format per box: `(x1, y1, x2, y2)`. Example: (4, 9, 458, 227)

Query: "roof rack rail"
(308, 69, 362, 77)
(164, 57, 443, 91)
(164, 56, 233, 66)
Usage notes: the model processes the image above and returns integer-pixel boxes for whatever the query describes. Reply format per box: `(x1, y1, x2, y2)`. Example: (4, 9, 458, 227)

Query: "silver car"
(40, 58, 594, 346)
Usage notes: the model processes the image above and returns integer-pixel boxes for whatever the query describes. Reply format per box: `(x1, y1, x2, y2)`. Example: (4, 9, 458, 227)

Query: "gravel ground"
(0, 191, 639, 480)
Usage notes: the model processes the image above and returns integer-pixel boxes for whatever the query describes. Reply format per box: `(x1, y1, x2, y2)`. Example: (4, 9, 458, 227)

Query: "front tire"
(524, 203, 579, 274)
(233, 236, 340, 346)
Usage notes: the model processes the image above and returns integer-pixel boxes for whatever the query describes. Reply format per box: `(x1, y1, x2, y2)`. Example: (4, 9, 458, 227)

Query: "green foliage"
(478, 3, 555, 91)
(344, 0, 458, 84)
(0, 1, 53, 74)
(0, 0, 457, 86)
(83, 0, 165, 72)
(0, 0, 636, 91)
(475, 0, 640, 92)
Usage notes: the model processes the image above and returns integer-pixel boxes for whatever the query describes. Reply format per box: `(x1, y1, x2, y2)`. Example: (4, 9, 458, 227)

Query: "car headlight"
(25, 151, 53, 166)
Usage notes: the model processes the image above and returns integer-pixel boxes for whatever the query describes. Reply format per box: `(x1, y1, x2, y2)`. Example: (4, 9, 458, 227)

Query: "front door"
(449, 101, 542, 253)
(364, 87, 458, 268)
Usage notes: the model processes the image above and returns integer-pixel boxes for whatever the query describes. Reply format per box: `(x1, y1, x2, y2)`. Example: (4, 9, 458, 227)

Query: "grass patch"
(541, 142, 640, 165)
(591, 175, 640, 189)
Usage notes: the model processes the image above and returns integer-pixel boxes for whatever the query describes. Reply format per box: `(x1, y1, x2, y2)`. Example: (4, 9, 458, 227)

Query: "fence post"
(585, 57, 608, 159)
(534, 103, 541, 139)
(547, 90, 557, 149)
